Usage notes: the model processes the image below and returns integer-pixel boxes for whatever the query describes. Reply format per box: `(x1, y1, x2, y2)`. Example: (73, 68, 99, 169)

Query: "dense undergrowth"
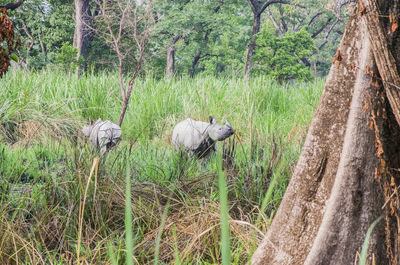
(0, 70, 323, 264)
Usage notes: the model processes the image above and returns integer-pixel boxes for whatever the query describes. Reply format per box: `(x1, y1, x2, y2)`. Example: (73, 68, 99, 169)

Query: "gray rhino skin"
(171, 116, 234, 158)
(82, 118, 122, 155)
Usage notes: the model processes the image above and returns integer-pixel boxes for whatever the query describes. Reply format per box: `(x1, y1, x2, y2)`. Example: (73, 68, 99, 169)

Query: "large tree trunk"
(244, 13, 261, 77)
(73, 0, 91, 76)
(252, 1, 400, 264)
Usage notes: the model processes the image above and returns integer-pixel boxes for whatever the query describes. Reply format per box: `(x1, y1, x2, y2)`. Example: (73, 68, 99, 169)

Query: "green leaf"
(10, 55, 18, 62)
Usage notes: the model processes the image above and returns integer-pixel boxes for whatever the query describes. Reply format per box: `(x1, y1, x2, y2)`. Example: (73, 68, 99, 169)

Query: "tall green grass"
(0, 69, 324, 264)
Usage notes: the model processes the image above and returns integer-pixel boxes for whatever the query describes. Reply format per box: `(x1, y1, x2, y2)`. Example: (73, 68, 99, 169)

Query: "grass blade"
(359, 215, 383, 265)
(107, 242, 118, 265)
(125, 160, 134, 265)
(218, 162, 231, 265)
(154, 201, 170, 265)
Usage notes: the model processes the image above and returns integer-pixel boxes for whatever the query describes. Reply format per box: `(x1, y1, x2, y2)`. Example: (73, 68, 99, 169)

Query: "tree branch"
(308, 11, 323, 26)
(311, 17, 333, 38)
(260, 0, 304, 16)
(317, 18, 339, 50)
(266, 7, 285, 35)
(0, 0, 23, 10)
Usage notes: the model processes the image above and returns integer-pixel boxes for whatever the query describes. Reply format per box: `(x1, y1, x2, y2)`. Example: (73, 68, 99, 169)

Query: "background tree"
(93, 0, 154, 126)
(0, 0, 22, 77)
(264, 0, 347, 74)
(244, 0, 297, 77)
(14, 0, 74, 69)
(73, 0, 93, 75)
(252, 0, 400, 264)
(251, 27, 314, 81)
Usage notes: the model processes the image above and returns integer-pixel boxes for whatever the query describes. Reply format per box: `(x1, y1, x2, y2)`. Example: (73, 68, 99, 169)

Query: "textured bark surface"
(364, 0, 400, 127)
(303, 21, 386, 263)
(252, 1, 400, 263)
(73, 0, 91, 75)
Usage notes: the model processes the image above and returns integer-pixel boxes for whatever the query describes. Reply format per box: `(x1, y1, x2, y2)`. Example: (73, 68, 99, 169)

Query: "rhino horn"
(225, 121, 233, 129)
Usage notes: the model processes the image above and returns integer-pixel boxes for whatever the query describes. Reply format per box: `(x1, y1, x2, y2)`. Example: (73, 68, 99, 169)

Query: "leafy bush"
(55, 42, 83, 73)
(252, 27, 314, 82)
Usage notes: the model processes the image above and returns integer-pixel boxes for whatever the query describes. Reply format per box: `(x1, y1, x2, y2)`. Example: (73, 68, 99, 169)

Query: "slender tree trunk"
(38, 33, 47, 62)
(190, 51, 201, 78)
(252, 1, 400, 264)
(166, 45, 176, 76)
(166, 36, 183, 77)
(244, 13, 261, 77)
(73, 0, 91, 76)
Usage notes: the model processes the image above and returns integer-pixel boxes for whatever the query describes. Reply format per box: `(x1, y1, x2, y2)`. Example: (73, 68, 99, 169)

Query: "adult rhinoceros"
(171, 116, 234, 158)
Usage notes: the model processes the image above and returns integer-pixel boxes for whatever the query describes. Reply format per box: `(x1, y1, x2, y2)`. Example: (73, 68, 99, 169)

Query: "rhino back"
(172, 119, 210, 151)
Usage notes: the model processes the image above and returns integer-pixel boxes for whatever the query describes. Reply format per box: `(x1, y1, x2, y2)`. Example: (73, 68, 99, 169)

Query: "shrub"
(252, 27, 314, 82)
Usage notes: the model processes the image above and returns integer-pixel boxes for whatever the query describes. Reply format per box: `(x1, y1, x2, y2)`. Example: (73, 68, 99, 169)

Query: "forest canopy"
(1, 0, 349, 80)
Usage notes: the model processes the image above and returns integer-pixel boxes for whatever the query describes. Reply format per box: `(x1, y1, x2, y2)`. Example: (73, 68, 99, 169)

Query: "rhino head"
(207, 116, 235, 141)
(81, 118, 101, 137)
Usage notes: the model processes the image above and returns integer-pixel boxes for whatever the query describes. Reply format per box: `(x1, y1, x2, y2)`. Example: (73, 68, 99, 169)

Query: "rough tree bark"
(252, 1, 400, 264)
(73, 0, 91, 76)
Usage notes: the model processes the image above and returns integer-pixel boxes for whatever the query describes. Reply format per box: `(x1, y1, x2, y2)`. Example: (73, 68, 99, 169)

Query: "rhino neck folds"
(194, 136, 215, 159)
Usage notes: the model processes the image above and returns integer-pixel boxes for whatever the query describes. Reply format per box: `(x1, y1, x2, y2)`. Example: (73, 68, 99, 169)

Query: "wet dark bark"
(252, 1, 400, 264)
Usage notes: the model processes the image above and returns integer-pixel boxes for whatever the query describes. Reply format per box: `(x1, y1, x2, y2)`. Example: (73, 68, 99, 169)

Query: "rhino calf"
(82, 118, 122, 155)
(171, 116, 234, 158)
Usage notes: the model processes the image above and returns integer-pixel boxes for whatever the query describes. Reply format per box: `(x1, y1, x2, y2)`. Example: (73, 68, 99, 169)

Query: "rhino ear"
(209, 116, 216, 124)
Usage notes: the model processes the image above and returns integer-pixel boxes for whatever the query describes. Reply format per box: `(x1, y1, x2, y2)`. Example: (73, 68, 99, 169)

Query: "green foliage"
(252, 26, 315, 82)
(55, 42, 83, 73)
(149, 0, 250, 77)
(10, 0, 75, 69)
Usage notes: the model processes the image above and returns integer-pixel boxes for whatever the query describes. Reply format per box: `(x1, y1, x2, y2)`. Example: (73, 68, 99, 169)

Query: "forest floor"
(0, 70, 323, 264)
